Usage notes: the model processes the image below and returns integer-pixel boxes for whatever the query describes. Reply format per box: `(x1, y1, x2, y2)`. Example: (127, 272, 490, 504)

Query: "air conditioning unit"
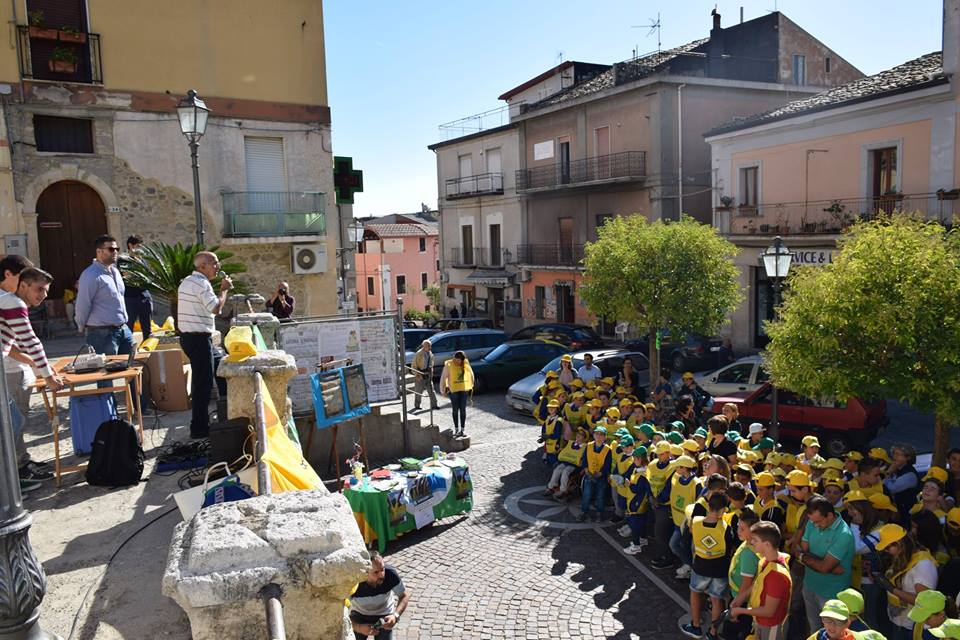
(291, 244, 328, 274)
(519, 269, 532, 282)
(439, 272, 449, 283)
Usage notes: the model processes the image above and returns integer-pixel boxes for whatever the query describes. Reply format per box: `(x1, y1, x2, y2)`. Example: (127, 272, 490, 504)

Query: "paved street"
(387, 392, 689, 640)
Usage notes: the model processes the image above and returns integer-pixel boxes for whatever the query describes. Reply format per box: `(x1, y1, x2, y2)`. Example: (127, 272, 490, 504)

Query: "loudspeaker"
(209, 417, 251, 466)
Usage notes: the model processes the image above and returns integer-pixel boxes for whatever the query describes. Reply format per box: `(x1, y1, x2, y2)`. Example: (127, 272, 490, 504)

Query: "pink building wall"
(355, 234, 440, 313)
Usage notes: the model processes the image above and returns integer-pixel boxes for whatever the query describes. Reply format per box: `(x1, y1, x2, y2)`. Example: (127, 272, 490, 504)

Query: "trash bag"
(259, 384, 321, 492)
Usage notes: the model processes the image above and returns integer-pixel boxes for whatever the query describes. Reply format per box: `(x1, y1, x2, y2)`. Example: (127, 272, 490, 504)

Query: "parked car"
(688, 356, 768, 396)
(426, 317, 494, 331)
(403, 328, 439, 353)
(626, 331, 724, 372)
(506, 349, 650, 414)
(469, 340, 570, 393)
(404, 328, 507, 377)
(509, 323, 605, 350)
(709, 383, 888, 457)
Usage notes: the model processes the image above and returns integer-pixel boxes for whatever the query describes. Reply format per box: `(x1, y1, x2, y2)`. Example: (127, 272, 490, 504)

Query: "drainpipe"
(677, 83, 686, 219)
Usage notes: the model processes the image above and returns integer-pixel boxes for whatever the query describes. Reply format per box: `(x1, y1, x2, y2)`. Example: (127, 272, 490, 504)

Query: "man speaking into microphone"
(177, 251, 232, 439)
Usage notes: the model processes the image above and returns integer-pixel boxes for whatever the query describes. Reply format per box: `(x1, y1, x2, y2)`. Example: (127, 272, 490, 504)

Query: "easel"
(303, 358, 369, 488)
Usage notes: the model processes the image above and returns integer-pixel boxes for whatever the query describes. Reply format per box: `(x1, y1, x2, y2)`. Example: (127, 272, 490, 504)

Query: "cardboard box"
(145, 348, 191, 412)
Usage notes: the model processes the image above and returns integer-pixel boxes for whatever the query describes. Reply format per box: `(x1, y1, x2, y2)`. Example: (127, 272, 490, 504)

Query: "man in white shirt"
(177, 252, 231, 439)
(577, 353, 601, 383)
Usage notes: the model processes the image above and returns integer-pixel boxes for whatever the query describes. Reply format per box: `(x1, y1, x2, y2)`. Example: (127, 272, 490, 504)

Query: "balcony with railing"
(17, 25, 102, 84)
(515, 244, 585, 267)
(221, 191, 326, 238)
(447, 247, 510, 268)
(516, 151, 646, 192)
(445, 173, 504, 200)
(716, 193, 960, 236)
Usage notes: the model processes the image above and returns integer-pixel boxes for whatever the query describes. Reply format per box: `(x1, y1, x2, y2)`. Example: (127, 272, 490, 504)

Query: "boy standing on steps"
(681, 492, 736, 640)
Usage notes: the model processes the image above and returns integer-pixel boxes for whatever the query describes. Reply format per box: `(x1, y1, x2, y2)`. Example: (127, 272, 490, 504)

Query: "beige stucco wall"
(777, 15, 863, 87)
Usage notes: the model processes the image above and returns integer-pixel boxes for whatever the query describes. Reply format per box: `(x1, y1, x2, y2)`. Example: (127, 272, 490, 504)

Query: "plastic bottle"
(432, 445, 441, 460)
(353, 462, 363, 481)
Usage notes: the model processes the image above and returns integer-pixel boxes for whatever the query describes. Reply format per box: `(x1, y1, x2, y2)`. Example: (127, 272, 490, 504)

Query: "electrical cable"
(66, 505, 178, 640)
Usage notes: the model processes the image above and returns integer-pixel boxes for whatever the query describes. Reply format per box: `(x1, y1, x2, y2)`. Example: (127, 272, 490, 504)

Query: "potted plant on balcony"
(27, 10, 58, 40)
(58, 26, 86, 44)
(716, 195, 734, 211)
(937, 188, 960, 201)
(49, 47, 79, 74)
(744, 217, 757, 234)
(824, 200, 850, 233)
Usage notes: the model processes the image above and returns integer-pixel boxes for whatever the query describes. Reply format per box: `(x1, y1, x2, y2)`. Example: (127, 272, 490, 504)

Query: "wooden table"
(34, 354, 148, 486)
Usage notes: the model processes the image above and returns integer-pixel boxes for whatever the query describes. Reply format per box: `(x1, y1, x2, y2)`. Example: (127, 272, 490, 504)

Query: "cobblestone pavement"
(386, 391, 689, 640)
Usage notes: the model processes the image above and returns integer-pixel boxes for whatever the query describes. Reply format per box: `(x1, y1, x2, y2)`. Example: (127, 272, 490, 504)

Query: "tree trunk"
(648, 326, 659, 398)
(934, 411, 950, 468)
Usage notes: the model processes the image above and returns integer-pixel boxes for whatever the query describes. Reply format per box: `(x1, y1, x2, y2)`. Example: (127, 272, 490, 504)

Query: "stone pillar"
(233, 312, 281, 349)
(216, 350, 296, 426)
(162, 490, 369, 640)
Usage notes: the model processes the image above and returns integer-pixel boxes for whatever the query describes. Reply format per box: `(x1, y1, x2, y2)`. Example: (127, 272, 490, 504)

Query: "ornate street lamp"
(0, 358, 54, 639)
(176, 89, 210, 246)
(761, 236, 792, 441)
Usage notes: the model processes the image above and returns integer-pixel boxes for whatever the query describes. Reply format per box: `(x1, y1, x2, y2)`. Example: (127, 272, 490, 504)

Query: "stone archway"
(35, 181, 107, 298)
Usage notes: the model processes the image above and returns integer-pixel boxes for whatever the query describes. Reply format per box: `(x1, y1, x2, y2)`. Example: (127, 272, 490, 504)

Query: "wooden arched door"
(36, 181, 107, 298)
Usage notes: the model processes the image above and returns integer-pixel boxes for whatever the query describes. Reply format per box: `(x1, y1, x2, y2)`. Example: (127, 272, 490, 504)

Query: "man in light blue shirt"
(75, 234, 132, 358)
(798, 495, 855, 634)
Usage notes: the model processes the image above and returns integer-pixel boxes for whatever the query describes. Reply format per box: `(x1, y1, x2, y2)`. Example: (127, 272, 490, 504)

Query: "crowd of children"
(531, 368, 960, 640)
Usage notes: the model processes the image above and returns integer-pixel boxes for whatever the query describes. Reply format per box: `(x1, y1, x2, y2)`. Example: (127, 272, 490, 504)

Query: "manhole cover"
(503, 485, 619, 530)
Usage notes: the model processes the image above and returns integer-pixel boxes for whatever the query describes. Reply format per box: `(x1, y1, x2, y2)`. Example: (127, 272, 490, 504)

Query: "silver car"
(692, 355, 768, 396)
(505, 349, 650, 413)
(404, 328, 507, 378)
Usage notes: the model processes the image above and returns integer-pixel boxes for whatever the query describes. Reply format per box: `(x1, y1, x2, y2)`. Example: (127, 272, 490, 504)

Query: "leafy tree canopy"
(765, 214, 960, 426)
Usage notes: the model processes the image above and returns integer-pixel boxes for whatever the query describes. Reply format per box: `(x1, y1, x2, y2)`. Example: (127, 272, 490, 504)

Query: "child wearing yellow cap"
(542, 400, 564, 465)
(648, 441, 679, 569)
(577, 426, 613, 522)
(547, 428, 588, 499)
(847, 457, 886, 499)
(622, 446, 652, 555)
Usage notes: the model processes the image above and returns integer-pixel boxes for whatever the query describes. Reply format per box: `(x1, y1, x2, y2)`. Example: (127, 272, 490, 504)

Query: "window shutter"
(244, 137, 285, 192)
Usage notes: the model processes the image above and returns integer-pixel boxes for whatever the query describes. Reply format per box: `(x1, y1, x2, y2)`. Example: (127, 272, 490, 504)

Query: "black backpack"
(86, 419, 144, 487)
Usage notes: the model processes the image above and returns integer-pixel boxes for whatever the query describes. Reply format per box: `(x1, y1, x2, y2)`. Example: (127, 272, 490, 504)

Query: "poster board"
(310, 364, 371, 429)
(279, 315, 399, 415)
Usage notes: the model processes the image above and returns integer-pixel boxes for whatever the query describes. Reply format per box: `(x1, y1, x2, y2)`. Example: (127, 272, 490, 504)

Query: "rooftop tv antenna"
(631, 12, 661, 53)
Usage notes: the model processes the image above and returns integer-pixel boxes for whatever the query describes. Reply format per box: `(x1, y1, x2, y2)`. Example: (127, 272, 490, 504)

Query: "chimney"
(711, 9, 722, 31)
(944, 0, 960, 83)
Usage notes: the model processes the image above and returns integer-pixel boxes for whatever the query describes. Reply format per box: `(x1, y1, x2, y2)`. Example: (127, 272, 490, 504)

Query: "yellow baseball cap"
(589, 399, 603, 408)
(548, 380, 562, 390)
(755, 472, 776, 488)
(654, 441, 671, 455)
(802, 435, 821, 448)
(846, 451, 864, 462)
(545, 370, 559, 379)
(931, 619, 960, 639)
(809, 458, 827, 470)
(644, 402, 656, 410)
(869, 447, 892, 464)
(682, 371, 695, 380)
(787, 469, 813, 487)
(585, 390, 597, 399)
(675, 455, 697, 469)
(765, 452, 781, 465)
(925, 466, 949, 484)
(823, 477, 844, 488)
(560, 354, 573, 363)
(669, 444, 683, 457)
(570, 378, 584, 388)
(606, 407, 621, 419)
(876, 523, 907, 550)
(844, 490, 868, 504)
(771, 468, 786, 479)
(682, 440, 700, 453)
(825, 458, 844, 471)
(780, 455, 796, 468)
(822, 469, 842, 481)
(601, 377, 615, 386)
(734, 463, 755, 477)
(572, 392, 585, 400)
(620, 398, 633, 407)
(948, 507, 960, 529)
(869, 493, 896, 512)
(547, 399, 560, 408)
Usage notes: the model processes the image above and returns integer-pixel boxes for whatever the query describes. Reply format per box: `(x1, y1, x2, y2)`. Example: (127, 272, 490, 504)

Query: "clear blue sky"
(324, 0, 943, 219)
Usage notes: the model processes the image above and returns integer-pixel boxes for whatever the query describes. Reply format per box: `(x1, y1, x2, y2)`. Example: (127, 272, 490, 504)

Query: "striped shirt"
(0, 292, 53, 378)
(177, 272, 219, 333)
(349, 566, 405, 617)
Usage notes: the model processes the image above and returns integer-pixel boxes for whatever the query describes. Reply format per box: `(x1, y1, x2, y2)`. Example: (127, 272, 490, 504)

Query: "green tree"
(119, 241, 247, 329)
(424, 282, 441, 311)
(765, 214, 960, 463)
(580, 215, 742, 385)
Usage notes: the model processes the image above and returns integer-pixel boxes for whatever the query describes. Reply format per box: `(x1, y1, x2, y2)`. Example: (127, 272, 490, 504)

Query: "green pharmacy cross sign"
(333, 156, 364, 205)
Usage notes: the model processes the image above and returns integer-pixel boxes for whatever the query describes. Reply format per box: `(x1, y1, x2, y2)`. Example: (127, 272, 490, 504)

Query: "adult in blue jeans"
(76, 235, 132, 387)
(439, 351, 473, 437)
(576, 425, 612, 522)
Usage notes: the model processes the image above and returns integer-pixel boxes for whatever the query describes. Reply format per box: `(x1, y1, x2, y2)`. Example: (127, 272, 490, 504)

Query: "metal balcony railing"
(516, 151, 646, 192)
(515, 244, 585, 267)
(448, 247, 508, 268)
(717, 192, 959, 236)
(222, 191, 326, 238)
(445, 173, 504, 199)
(17, 25, 103, 84)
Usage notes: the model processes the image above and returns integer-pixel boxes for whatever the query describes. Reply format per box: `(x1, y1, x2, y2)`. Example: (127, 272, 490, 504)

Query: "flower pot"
(58, 30, 86, 43)
(48, 59, 77, 74)
(28, 26, 59, 40)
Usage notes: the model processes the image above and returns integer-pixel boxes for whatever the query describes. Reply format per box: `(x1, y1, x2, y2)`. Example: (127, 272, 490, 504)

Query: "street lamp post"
(761, 236, 792, 442)
(176, 89, 210, 246)
(0, 357, 55, 639)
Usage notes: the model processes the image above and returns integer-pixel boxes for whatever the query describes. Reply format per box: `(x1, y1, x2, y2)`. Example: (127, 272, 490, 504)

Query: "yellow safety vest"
(447, 361, 474, 392)
(748, 553, 792, 611)
(846, 478, 885, 498)
(647, 460, 676, 505)
(543, 415, 563, 454)
(752, 497, 785, 523)
(887, 550, 936, 608)
(691, 516, 728, 560)
(625, 469, 651, 516)
(614, 449, 635, 497)
(670, 475, 699, 527)
(729, 542, 758, 596)
(564, 404, 585, 428)
(784, 497, 806, 537)
(586, 444, 611, 475)
(557, 441, 586, 467)
(909, 502, 947, 522)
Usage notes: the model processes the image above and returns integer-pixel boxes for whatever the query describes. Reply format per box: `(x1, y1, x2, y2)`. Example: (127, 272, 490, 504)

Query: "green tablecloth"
(344, 458, 472, 552)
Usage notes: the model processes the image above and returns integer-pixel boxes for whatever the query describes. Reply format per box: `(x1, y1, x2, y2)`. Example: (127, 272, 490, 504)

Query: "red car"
(710, 384, 888, 457)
